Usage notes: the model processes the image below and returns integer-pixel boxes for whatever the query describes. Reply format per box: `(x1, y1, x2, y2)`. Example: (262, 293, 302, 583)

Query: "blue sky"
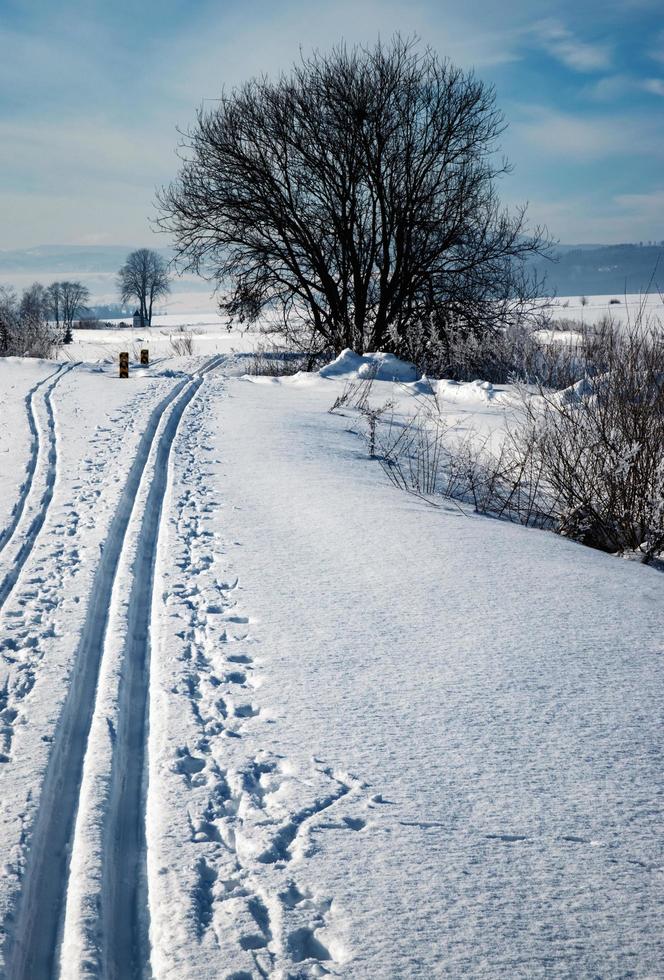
(0, 0, 662, 248)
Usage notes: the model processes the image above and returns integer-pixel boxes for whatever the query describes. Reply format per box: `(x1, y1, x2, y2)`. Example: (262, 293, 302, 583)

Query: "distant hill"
(1, 242, 662, 300)
(530, 243, 664, 297)
(0, 244, 172, 275)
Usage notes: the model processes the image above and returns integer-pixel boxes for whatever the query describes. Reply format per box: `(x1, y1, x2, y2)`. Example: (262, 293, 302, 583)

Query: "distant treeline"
(529, 243, 664, 297)
(82, 303, 132, 319)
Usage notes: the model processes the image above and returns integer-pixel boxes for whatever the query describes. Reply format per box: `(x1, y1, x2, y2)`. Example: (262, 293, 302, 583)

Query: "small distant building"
(132, 309, 144, 329)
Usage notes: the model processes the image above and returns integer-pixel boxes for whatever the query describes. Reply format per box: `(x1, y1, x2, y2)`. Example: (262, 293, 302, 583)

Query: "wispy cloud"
(584, 73, 664, 100)
(154, 0, 522, 113)
(614, 189, 664, 212)
(510, 189, 664, 244)
(642, 78, 664, 96)
(647, 29, 664, 64)
(532, 19, 611, 73)
(514, 107, 639, 161)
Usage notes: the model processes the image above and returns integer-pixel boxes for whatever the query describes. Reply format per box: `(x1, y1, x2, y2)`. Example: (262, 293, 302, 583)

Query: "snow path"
(5, 357, 225, 980)
(146, 375, 364, 978)
(0, 363, 76, 610)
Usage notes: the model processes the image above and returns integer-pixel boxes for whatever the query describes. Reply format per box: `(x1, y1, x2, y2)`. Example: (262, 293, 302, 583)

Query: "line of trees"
(1, 248, 173, 358)
(0, 280, 90, 357)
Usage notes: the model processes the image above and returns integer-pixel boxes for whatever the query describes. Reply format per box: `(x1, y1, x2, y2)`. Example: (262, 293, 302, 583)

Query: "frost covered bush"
(338, 313, 664, 564)
(440, 316, 664, 562)
(521, 319, 664, 561)
(0, 284, 62, 358)
(167, 327, 196, 356)
(247, 339, 332, 376)
(412, 314, 624, 389)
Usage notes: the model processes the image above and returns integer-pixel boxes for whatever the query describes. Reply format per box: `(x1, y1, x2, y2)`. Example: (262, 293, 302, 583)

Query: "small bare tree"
(58, 281, 90, 342)
(118, 249, 170, 327)
(20, 282, 50, 326)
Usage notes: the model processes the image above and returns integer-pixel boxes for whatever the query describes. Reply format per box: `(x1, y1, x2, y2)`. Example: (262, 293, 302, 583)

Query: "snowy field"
(544, 292, 662, 326)
(0, 318, 662, 979)
(57, 318, 258, 365)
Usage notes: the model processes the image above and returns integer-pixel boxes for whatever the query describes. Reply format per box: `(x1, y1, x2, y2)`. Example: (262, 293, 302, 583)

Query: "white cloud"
(532, 19, 611, 73)
(153, 0, 524, 114)
(514, 108, 623, 161)
(583, 74, 632, 101)
(509, 190, 664, 244)
(613, 189, 664, 213)
(647, 29, 664, 65)
(584, 74, 664, 101)
(512, 106, 663, 162)
(642, 78, 664, 96)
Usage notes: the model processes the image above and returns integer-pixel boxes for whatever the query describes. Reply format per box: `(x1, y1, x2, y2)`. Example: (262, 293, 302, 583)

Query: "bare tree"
(47, 282, 62, 332)
(20, 282, 51, 327)
(117, 249, 170, 326)
(59, 280, 90, 342)
(158, 36, 550, 357)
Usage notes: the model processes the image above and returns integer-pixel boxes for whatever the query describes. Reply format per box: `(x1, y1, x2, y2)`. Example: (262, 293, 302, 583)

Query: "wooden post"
(140, 349, 149, 365)
(119, 352, 129, 378)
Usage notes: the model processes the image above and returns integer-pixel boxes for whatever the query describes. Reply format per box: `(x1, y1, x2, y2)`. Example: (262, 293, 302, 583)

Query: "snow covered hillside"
(0, 337, 662, 979)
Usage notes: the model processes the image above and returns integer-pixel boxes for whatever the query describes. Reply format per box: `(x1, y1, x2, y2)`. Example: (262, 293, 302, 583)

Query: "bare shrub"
(414, 317, 585, 387)
(376, 409, 449, 496)
(333, 313, 664, 564)
(329, 367, 380, 413)
(521, 319, 664, 561)
(19, 319, 62, 359)
(419, 311, 648, 391)
(1, 283, 64, 358)
(168, 327, 195, 356)
(246, 340, 330, 376)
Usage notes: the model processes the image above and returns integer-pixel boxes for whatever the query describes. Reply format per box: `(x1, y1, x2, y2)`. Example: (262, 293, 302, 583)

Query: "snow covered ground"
(57, 316, 264, 365)
(544, 292, 661, 326)
(0, 330, 662, 979)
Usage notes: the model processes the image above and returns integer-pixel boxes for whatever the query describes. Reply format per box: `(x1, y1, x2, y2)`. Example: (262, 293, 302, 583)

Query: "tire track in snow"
(0, 363, 77, 611)
(5, 356, 225, 980)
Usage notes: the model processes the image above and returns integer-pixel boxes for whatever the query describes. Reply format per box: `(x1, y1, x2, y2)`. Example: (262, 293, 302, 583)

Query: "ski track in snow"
(1, 355, 369, 979)
(0, 363, 64, 557)
(4, 356, 226, 980)
(147, 378, 368, 979)
(0, 363, 77, 611)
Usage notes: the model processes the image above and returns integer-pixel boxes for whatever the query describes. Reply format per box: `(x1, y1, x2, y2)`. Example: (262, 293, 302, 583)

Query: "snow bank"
(433, 378, 498, 403)
(319, 349, 419, 382)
